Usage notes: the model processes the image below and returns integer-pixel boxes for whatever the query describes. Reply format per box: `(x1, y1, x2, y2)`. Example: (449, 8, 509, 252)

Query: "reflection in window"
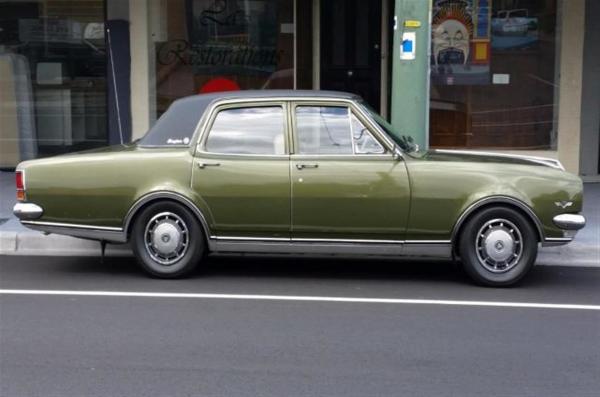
(429, 0, 559, 150)
(205, 107, 285, 155)
(351, 113, 385, 154)
(296, 107, 353, 155)
(155, 0, 294, 117)
(0, 0, 108, 165)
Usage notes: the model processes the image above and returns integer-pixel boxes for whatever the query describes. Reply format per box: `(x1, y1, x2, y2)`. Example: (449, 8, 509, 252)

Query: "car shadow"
(54, 255, 465, 284)
(203, 255, 466, 284)
(47, 255, 600, 290)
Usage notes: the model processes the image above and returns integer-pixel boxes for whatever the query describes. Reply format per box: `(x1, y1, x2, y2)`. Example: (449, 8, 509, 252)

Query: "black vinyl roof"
(173, 89, 360, 107)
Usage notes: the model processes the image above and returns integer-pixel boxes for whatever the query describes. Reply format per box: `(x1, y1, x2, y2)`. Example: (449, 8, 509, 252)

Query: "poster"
(431, 0, 492, 85)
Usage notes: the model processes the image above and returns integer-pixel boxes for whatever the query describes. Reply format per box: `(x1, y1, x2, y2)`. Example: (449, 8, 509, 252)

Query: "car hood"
(418, 149, 565, 170)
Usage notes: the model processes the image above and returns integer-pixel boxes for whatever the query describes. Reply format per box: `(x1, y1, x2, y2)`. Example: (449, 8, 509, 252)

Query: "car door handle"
(296, 163, 319, 170)
(197, 162, 221, 169)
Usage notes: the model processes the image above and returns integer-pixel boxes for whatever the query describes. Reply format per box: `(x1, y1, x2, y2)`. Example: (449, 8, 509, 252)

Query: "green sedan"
(13, 90, 586, 286)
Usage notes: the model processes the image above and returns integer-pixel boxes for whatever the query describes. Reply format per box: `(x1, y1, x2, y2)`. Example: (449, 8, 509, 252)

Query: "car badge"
(554, 201, 573, 209)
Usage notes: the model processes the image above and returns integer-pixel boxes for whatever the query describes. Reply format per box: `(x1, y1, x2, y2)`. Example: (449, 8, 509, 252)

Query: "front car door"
(192, 102, 290, 239)
(290, 101, 410, 242)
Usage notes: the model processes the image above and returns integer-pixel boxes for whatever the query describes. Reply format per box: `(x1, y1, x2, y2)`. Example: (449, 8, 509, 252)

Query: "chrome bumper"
(13, 202, 44, 220)
(553, 214, 586, 231)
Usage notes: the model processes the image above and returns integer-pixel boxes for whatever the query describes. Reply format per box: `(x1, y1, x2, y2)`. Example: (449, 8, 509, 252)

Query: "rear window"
(138, 98, 208, 146)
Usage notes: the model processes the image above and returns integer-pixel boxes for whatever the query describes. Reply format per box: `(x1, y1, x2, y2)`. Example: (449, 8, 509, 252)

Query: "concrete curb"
(0, 231, 132, 257)
(1, 230, 598, 267)
(536, 245, 600, 267)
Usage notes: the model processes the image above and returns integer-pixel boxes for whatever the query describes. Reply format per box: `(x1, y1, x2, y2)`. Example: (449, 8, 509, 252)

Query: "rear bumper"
(553, 214, 586, 231)
(13, 202, 44, 220)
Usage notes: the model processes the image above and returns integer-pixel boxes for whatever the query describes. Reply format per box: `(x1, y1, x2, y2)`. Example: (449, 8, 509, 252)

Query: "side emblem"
(554, 201, 573, 209)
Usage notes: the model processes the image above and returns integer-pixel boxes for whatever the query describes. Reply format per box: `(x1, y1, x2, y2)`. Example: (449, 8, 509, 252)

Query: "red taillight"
(16, 171, 24, 190)
(16, 171, 25, 201)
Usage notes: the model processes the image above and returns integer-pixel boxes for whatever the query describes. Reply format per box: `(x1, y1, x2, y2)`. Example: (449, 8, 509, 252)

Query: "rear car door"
(290, 102, 410, 241)
(192, 102, 291, 239)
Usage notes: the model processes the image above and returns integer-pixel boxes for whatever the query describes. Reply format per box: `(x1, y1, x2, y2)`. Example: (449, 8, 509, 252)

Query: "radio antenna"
(106, 27, 124, 145)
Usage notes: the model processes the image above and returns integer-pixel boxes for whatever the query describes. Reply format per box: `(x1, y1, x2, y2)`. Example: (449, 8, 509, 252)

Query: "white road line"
(0, 289, 599, 311)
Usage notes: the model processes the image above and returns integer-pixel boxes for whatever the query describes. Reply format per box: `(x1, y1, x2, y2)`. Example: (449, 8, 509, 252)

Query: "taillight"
(16, 171, 25, 201)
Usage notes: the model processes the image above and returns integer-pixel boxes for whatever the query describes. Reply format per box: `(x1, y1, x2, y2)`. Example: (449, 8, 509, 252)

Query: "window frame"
(290, 100, 390, 158)
(197, 101, 291, 159)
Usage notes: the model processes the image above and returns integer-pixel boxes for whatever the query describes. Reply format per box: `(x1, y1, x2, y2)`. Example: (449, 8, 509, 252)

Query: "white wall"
(557, 0, 586, 174)
(129, 0, 156, 139)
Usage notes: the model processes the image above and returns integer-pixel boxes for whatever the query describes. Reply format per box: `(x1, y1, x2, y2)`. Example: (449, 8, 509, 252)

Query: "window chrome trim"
(289, 100, 396, 157)
(189, 96, 401, 158)
(196, 101, 290, 158)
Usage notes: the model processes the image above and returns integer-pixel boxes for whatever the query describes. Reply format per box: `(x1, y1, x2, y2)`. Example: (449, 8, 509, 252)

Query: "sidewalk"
(1, 170, 598, 266)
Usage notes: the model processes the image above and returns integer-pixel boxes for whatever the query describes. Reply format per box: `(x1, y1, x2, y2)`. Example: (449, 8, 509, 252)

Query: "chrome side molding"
(210, 237, 453, 259)
(20, 220, 127, 243)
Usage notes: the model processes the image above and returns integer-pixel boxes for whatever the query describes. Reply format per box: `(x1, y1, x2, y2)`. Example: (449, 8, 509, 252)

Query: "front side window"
(351, 113, 385, 154)
(205, 106, 286, 155)
(295, 106, 385, 155)
(295, 106, 353, 155)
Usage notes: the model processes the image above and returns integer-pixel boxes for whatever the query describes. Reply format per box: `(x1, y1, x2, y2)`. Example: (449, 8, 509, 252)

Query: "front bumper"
(553, 214, 586, 231)
(13, 202, 44, 220)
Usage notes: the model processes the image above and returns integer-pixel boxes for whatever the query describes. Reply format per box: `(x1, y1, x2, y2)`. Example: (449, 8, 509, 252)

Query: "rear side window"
(204, 106, 286, 155)
(139, 98, 209, 146)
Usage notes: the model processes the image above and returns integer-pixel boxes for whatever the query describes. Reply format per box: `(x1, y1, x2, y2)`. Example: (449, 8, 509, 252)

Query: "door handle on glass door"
(197, 162, 221, 169)
(296, 164, 319, 170)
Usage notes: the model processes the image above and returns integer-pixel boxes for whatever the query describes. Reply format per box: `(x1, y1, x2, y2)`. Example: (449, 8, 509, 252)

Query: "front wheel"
(459, 207, 538, 287)
(131, 201, 205, 278)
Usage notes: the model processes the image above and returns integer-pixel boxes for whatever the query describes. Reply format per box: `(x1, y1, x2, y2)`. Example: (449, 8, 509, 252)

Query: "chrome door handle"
(197, 162, 221, 169)
(296, 163, 319, 170)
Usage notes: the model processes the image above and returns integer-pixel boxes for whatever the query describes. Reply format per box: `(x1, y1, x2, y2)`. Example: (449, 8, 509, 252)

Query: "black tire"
(459, 206, 538, 287)
(131, 201, 205, 278)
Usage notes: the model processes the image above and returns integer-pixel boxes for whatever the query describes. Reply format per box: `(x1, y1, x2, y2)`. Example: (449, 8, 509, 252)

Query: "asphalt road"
(1, 256, 599, 397)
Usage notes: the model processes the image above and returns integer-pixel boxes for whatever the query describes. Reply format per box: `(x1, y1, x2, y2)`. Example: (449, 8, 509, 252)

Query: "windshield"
(358, 101, 418, 153)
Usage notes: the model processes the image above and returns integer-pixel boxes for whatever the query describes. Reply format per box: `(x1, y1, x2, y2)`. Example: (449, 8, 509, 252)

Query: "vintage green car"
(14, 90, 585, 286)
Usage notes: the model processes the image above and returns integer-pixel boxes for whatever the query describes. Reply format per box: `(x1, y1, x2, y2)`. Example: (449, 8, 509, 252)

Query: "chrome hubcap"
(144, 212, 189, 265)
(476, 219, 523, 273)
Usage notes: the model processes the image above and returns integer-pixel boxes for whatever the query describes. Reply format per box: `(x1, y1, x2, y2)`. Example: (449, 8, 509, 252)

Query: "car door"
(192, 102, 291, 239)
(290, 102, 410, 241)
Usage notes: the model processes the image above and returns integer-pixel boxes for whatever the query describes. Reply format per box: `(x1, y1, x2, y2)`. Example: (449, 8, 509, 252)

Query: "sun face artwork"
(431, 0, 491, 85)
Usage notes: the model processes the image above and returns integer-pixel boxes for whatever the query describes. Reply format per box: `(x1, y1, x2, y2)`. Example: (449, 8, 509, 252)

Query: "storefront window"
(155, 0, 294, 117)
(0, 0, 107, 167)
(429, 0, 559, 150)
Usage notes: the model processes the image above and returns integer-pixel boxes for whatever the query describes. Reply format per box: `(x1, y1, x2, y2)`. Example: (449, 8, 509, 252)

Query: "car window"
(139, 98, 211, 146)
(205, 106, 286, 155)
(351, 113, 385, 154)
(295, 106, 353, 155)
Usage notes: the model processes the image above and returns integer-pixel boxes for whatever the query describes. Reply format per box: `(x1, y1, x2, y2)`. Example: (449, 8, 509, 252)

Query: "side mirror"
(393, 147, 403, 161)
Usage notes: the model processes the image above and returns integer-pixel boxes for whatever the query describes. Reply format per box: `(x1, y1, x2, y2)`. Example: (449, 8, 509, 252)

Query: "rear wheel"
(459, 206, 538, 287)
(132, 201, 205, 278)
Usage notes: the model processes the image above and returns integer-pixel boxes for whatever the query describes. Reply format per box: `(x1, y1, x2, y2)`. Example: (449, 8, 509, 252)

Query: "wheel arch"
(451, 196, 545, 257)
(124, 191, 212, 243)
